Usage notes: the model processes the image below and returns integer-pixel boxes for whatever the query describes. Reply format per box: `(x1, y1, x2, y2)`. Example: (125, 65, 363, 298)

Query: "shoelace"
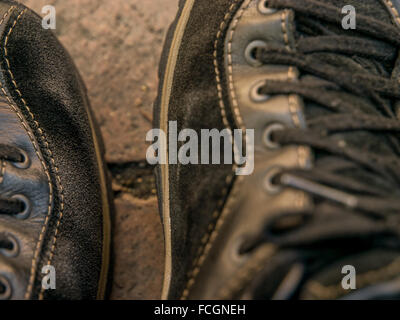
(241, 0, 400, 296)
(0, 144, 26, 253)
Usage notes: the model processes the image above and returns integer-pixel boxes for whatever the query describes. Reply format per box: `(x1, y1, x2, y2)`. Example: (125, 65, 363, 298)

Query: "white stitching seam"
(181, 1, 302, 300)
(0, 6, 54, 301)
(180, 0, 242, 300)
(1, 8, 64, 300)
(226, 3, 249, 132)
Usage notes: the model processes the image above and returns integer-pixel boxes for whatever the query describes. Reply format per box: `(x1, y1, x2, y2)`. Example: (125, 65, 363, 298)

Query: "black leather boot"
(0, 1, 112, 300)
(155, 0, 400, 300)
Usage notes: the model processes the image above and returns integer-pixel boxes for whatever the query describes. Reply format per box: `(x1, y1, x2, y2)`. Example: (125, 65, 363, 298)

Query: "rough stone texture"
(22, 0, 178, 162)
(112, 193, 164, 300)
(21, 0, 179, 299)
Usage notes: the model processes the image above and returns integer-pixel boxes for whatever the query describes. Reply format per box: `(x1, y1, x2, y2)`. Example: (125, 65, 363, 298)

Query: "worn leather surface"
(0, 1, 109, 299)
(155, 0, 242, 299)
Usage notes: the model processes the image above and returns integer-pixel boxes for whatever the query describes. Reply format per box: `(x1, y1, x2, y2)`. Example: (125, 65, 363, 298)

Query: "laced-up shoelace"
(240, 0, 400, 295)
(0, 144, 26, 253)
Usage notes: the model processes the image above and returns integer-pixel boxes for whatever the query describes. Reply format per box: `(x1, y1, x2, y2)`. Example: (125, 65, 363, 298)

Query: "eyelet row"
(0, 193, 30, 299)
(0, 231, 21, 300)
(0, 275, 11, 300)
(244, 0, 277, 67)
(0, 148, 31, 300)
(230, 1, 304, 290)
(245, 40, 287, 193)
(0, 232, 20, 300)
(2, 148, 32, 219)
(262, 125, 286, 195)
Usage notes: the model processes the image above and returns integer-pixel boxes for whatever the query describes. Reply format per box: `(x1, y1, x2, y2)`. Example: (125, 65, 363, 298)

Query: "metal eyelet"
(263, 167, 283, 194)
(244, 40, 267, 67)
(12, 149, 30, 169)
(11, 195, 31, 220)
(258, 0, 278, 15)
(250, 80, 270, 102)
(0, 276, 12, 300)
(263, 123, 285, 149)
(231, 235, 251, 263)
(0, 234, 19, 258)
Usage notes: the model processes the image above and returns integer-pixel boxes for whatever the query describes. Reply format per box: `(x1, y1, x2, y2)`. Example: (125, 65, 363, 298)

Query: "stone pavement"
(22, 0, 180, 299)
